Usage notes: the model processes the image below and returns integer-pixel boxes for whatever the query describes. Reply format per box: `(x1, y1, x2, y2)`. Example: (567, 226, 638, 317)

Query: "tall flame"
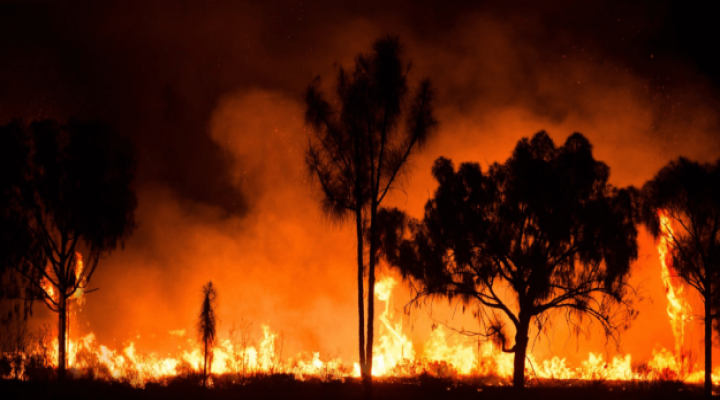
(655, 210, 692, 377)
(372, 276, 414, 376)
(6, 243, 720, 386)
(73, 252, 86, 307)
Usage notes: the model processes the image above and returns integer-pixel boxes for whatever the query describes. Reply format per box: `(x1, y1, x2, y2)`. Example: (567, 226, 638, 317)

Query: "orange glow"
(10, 231, 720, 387)
(41, 276, 55, 301)
(12, 268, 720, 386)
(371, 276, 415, 376)
(73, 253, 86, 306)
(37, 326, 348, 387)
(3, 2, 720, 393)
(655, 210, 692, 378)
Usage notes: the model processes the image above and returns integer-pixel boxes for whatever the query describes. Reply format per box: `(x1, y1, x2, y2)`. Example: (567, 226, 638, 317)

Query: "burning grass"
(1, 214, 716, 394)
(2, 270, 719, 391)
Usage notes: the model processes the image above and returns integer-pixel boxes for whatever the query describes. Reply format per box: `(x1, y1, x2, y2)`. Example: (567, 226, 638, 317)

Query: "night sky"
(2, 0, 719, 365)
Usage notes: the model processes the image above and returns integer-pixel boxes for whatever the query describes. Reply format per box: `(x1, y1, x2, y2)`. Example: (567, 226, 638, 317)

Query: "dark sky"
(2, 0, 718, 216)
(2, 0, 720, 364)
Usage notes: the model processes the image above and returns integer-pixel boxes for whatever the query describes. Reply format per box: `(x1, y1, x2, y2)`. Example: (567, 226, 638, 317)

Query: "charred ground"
(0, 375, 709, 400)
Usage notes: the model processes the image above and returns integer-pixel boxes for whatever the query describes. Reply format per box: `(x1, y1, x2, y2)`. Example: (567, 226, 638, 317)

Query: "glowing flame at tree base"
(2, 231, 718, 388)
(4, 325, 719, 387)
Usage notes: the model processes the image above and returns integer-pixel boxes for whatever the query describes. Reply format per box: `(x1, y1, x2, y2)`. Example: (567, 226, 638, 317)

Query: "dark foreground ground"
(0, 376, 711, 400)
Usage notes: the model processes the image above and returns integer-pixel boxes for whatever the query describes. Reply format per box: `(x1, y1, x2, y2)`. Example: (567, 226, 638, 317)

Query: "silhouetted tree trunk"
(58, 293, 67, 379)
(512, 315, 530, 389)
(364, 200, 379, 392)
(355, 206, 366, 375)
(707, 278, 713, 398)
(204, 337, 209, 388)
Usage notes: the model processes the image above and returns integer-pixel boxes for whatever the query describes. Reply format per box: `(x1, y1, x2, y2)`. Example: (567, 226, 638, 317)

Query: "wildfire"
(658, 213, 692, 332)
(656, 210, 693, 377)
(372, 276, 415, 376)
(5, 238, 720, 387)
(39, 252, 86, 306)
(73, 253, 86, 307)
(41, 277, 55, 300)
(29, 328, 348, 387)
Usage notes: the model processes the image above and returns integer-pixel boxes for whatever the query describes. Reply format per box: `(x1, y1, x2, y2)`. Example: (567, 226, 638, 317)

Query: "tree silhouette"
(304, 35, 437, 394)
(378, 132, 638, 388)
(197, 281, 218, 388)
(1, 119, 137, 379)
(639, 157, 720, 398)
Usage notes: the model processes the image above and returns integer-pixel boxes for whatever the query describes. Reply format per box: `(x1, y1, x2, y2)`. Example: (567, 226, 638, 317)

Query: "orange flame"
(656, 210, 692, 377)
(371, 276, 415, 376)
(8, 239, 720, 386)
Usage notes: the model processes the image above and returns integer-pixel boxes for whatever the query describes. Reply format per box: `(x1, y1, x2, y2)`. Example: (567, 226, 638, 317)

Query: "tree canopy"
(378, 131, 638, 388)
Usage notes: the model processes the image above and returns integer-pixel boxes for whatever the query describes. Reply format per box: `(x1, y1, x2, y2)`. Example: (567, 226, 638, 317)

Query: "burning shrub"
(24, 353, 54, 382)
(0, 353, 12, 378)
(424, 360, 459, 379)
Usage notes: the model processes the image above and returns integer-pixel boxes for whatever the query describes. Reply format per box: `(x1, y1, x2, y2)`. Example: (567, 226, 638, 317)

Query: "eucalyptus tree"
(640, 157, 720, 398)
(304, 35, 437, 392)
(378, 132, 639, 388)
(3, 119, 137, 378)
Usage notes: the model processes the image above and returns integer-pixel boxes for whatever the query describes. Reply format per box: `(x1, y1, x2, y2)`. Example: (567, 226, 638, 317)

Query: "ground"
(0, 376, 710, 400)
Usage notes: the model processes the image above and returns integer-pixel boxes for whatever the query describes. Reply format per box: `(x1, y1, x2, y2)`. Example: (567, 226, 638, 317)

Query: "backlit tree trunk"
(58, 292, 68, 379)
(204, 338, 208, 388)
(355, 207, 367, 386)
(513, 317, 530, 389)
(364, 199, 379, 397)
(705, 280, 712, 398)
